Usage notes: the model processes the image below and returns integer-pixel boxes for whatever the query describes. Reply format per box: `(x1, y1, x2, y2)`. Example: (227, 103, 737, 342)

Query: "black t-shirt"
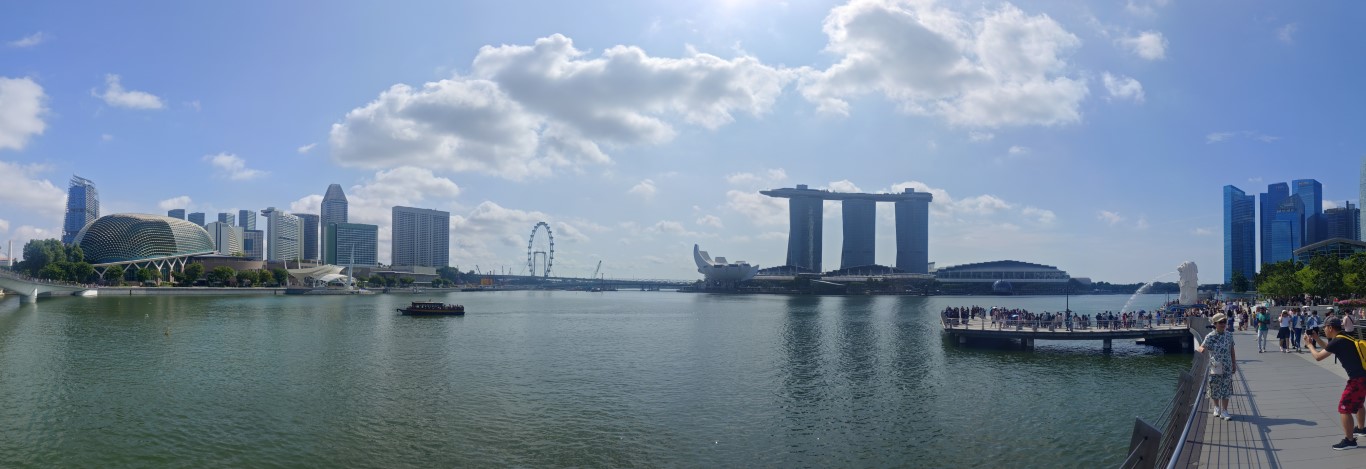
(1325, 337, 1366, 379)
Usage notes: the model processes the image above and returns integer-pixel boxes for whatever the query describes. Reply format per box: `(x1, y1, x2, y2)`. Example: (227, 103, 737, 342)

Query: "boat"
(397, 301, 465, 316)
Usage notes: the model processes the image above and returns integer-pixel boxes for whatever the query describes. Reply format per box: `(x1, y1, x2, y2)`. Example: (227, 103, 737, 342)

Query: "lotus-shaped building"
(74, 213, 215, 266)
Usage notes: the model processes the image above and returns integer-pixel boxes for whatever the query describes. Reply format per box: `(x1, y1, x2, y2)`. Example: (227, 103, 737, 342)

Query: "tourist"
(1308, 311, 1322, 342)
(1254, 307, 1269, 353)
(1278, 310, 1293, 353)
(1196, 313, 1237, 421)
(1303, 318, 1366, 450)
(1292, 309, 1306, 353)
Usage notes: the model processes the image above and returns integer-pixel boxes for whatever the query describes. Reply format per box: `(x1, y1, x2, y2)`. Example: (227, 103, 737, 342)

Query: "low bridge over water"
(0, 268, 98, 303)
(941, 317, 1193, 352)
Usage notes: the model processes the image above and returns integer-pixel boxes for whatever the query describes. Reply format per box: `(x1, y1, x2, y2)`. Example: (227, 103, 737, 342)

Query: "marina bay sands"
(760, 185, 933, 274)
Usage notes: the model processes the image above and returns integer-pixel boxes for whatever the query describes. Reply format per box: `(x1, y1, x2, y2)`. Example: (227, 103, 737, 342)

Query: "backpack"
(1341, 336, 1366, 373)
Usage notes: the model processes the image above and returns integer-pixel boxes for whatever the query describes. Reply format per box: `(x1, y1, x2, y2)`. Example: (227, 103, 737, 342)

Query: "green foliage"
(68, 262, 96, 283)
(18, 239, 74, 277)
(437, 266, 461, 282)
(399, 277, 414, 287)
(367, 276, 384, 287)
(38, 262, 68, 280)
(182, 263, 205, 286)
(1298, 255, 1345, 297)
(1230, 271, 1249, 293)
(1343, 253, 1366, 297)
(271, 268, 289, 287)
(136, 268, 162, 284)
(103, 265, 126, 285)
(1256, 260, 1303, 298)
(207, 266, 236, 286)
(236, 269, 257, 286)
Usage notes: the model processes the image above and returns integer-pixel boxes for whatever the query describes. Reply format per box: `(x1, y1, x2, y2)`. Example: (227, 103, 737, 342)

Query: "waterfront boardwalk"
(1183, 329, 1363, 468)
(941, 317, 1191, 350)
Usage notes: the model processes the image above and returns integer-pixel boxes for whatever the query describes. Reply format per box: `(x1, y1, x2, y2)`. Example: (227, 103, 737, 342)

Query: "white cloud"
(1008, 145, 1029, 155)
(1098, 210, 1124, 226)
(330, 34, 791, 180)
(0, 218, 9, 233)
(93, 74, 165, 110)
(725, 168, 787, 187)
(826, 179, 862, 193)
(1102, 73, 1144, 102)
(1192, 227, 1213, 236)
(968, 131, 995, 142)
(11, 225, 59, 258)
(1324, 200, 1340, 210)
(1120, 31, 1167, 60)
(628, 179, 657, 198)
(158, 196, 192, 211)
(297, 143, 317, 154)
(0, 76, 48, 151)
(1125, 0, 1170, 18)
(1206, 130, 1279, 144)
(8, 32, 46, 48)
(1022, 206, 1055, 224)
(0, 161, 64, 217)
(725, 189, 788, 226)
(696, 214, 724, 228)
(291, 167, 464, 265)
(1277, 23, 1298, 44)
(289, 195, 323, 214)
(203, 153, 268, 180)
(798, 1, 1089, 127)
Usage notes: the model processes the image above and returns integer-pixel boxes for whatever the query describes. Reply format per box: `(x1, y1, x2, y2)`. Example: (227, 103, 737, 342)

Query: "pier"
(940, 317, 1192, 352)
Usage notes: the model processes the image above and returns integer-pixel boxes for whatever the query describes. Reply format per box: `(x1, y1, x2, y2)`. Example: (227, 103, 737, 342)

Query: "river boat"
(397, 301, 465, 316)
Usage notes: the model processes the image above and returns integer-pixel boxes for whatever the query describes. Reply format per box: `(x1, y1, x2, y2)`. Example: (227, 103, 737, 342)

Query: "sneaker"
(1355, 428, 1366, 438)
(1219, 409, 1232, 420)
(1332, 438, 1358, 450)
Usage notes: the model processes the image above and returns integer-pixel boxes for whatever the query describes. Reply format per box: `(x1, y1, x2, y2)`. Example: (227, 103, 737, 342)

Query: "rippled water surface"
(0, 292, 1186, 468)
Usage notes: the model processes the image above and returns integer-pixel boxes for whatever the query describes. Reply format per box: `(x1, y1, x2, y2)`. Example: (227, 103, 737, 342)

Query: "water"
(0, 292, 1186, 468)
(1120, 271, 1176, 313)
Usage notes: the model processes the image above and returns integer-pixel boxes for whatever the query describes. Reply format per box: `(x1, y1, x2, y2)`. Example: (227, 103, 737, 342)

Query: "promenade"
(941, 317, 1191, 351)
(1184, 328, 1364, 468)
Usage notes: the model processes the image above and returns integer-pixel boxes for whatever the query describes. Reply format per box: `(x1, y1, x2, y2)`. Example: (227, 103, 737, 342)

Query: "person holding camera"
(1196, 313, 1237, 420)
(1304, 317, 1366, 450)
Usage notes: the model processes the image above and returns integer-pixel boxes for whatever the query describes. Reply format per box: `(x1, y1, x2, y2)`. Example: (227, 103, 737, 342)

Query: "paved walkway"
(1187, 329, 1365, 468)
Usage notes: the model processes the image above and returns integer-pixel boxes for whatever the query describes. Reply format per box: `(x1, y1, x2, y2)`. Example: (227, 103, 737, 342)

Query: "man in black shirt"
(1306, 317, 1366, 450)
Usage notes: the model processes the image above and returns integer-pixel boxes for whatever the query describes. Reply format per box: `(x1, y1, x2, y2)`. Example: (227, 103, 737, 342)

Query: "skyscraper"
(1223, 185, 1255, 284)
(238, 209, 256, 231)
(325, 222, 378, 267)
(217, 212, 235, 225)
(261, 207, 302, 262)
(1267, 196, 1305, 264)
(321, 184, 349, 263)
(205, 221, 244, 256)
(391, 206, 451, 267)
(294, 213, 320, 262)
(1260, 183, 1289, 269)
(1325, 202, 1361, 241)
(188, 212, 206, 226)
(1293, 179, 1323, 244)
(167, 209, 186, 219)
(840, 199, 876, 269)
(894, 189, 932, 274)
(62, 175, 99, 245)
(242, 230, 264, 261)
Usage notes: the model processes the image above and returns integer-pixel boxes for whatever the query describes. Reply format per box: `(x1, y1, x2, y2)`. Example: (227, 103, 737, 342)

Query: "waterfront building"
(261, 207, 301, 262)
(1267, 197, 1305, 264)
(294, 213, 320, 262)
(242, 229, 264, 261)
(1325, 202, 1361, 241)
(321, 184, 348, 262)
(761, 185, 931, 273)
(72, 213, 214, 273)
(61, 175, 99, 245)
(934, 260, 1071, 295)
(217, 212, 235, 225)
(391, 206, 450, 268)
(694, 244, 759, 288)
(1293, 179, 1324, 244)
(1259, 183, 1289, 268)
(1223, 185, 1256, 284)
(238, 209, 256, 231)
(1294, 238, 1366, 264)
(325, 222, 378, 267)
(188, 212, 206, 227)
(167, 209, 185, 220)
(205, 221, 244, 256)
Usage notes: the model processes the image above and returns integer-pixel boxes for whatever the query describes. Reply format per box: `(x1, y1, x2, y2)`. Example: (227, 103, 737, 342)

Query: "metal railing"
(0, 265, 93, 289)
(941, 315, 1189, 332)
(1120, 316, 1210, 469)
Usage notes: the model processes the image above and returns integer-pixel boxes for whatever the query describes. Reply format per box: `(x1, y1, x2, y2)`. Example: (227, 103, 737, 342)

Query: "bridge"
(476, 274, 694, 291)
(0, 268, 99, 303)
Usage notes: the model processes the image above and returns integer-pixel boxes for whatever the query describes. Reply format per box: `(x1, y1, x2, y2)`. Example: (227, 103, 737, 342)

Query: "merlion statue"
(1177, 261, 1198, 305)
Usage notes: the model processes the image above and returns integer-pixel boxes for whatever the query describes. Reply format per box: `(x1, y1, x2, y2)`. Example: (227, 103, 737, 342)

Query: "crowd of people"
(941, 306, 1176, 331)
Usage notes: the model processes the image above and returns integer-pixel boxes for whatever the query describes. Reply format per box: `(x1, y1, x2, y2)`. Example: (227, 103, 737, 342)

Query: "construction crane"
(591, 260, 602, 280)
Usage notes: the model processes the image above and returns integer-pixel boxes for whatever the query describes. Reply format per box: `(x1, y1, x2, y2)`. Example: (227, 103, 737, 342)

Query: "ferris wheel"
(526, 221, 555, 277)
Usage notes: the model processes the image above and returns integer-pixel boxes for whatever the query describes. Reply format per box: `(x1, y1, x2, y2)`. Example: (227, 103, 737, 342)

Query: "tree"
(237, 270, 258, 287)
(182, 263, 205, 286)
(1256, 260, 1302, 298)
(103, 265, 126, 286)
(68, 262, 96, 284)
(1298, 255, 1344, 297)
(399, 277, 414, 287)
(18, 239, 65, 276)
(38, 262, 68, 281)
(1230, 271, 1249, 293)
(271, 268, 290, 287)
(136, 267, 162, 285)
(367, 276, 384, 287)
(207, 266, 236, 286)
(1342, 253, 1366, 297)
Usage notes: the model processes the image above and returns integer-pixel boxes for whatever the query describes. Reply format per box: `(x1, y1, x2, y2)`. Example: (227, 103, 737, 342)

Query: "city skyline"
(2, 1, 1365, 282)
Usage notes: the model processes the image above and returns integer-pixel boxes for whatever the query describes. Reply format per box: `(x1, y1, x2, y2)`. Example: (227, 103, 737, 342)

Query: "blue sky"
(1, 0, 1362, 283)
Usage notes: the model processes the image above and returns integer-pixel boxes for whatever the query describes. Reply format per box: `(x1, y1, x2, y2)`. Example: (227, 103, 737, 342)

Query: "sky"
(1, 0, 1363, 283)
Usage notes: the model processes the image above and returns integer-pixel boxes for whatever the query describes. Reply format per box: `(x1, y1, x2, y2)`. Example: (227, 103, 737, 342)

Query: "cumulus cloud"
(8, 32, 46, 48)
(0, 76, 48, 151)
(291, 167, 463, 264)
(1102, 73, 1144, 102)
(158, 196, 192, 211)
(968, 131, 995, 142)
(628, 179, 657, 198)
(1022, 206, 1055, 224)
(1098, 210, 1124, 226)
(1324, 200, 1340, 210)
(448, 201, 602, 273)
(0, 160, 64, 217)
(798, 0, 1088, 127)
(1125, 0, 1170, 18)
(93, 74, 164, 110)
(725, 189, 788, 226)
(297, 143, 317, 154)
(1277, 23, 1297, 44)
(0, 219, 9, 233)
(826, 179, 862, 193)
(203, 153, 268, 180)
(330, 34, 790, 180)
(696, 214, 724, 228)
(1120, 31, 1167, 60)
(725, 168, 787, 187)
(1008, 145, 1029, 155)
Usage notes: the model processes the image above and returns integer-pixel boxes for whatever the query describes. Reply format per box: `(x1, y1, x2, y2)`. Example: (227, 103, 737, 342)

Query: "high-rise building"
(261, 207, 302, 262)
(894, 189, 932, 274)
(321, 184, 349, 262)
(205, 221, 244, 256)
(1293, 179, 1323, 244)
(188, 212, 206, 226)
(294, 213, 320, 262)
(391, 206, 451, 268)
(1267, 196, 1305, 264)
(238, 209, 256, 231)
(1223, 185, 1255, 284)
(167, 209, 186, 219)
(840, 199, 876, 269)
(325, 222, 378, 267)
(61, 175, 99, 244)
(217, 212, 235, 225)
(1325, 202, 1361, 241)
(760, 185, 932, 274)
(242, 229, 264, 261)
(1260, 183, 1289, 269)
